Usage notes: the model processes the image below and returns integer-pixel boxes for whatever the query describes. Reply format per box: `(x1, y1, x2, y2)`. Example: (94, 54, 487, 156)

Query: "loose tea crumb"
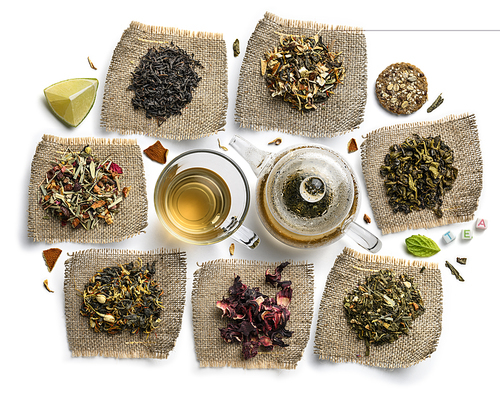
(39, 146, 129, 229)
(43, 248, 62, 272)
(217, 139, 229, 151)
(87, 56, 97, 70)
(375, 62, 428, 115)
(80, 260, 164, 336)
(363, 214, 371, 224)
(445, 260, 464, 282)
(457, 257, 467, 265)
(343, 269, 425, 356)
(43, 279, 54, 293)
(268, 137, 282, 145)
(229, 243, 235, 256)
(233, 38, 240, 57)
(427, 93, 444, 113)
(217, 262, 293, 360)
(261, 33, 345, 112)
(348, 138, 358, 153)
(143, 140, 168, 164)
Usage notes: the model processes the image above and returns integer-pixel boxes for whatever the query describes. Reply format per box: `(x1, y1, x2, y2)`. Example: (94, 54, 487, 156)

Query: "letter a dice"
(475, 218, 488, 230)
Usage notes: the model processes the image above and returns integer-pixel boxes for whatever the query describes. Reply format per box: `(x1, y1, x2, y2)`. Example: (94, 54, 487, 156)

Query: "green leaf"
(405, 234, 441, 257)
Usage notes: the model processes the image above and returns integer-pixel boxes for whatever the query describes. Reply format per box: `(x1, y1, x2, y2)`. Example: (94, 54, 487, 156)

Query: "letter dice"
(442, 231, 456, 244)
(475, 218, 488, 230)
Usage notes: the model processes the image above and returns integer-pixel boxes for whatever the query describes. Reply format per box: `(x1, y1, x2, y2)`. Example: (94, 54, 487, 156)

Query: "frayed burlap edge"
(192, 258, 314, 369)
(235, 12, 367, 137)
(64, 248, 187, 359)
(314, 247, 442, 368)
(28, 134, 148, 244)
(360, 113, 482, 235)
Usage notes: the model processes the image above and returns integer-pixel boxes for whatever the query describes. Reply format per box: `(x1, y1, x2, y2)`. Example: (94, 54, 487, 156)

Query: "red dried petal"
(276, 286, 293, 308)
(109, 162, 123, 174)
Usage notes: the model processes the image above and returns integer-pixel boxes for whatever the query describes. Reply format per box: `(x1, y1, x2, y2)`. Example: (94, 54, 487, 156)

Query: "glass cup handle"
(346, 221, 382, 253)
(230, 225, 260, 249)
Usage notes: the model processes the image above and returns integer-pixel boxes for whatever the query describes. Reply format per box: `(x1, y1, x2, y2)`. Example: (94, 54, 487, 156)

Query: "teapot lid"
(265, 145, 358, 236)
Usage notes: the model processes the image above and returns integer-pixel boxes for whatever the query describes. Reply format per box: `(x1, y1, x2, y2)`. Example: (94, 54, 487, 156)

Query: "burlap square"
(192, 259, 314, 369)
(64, 248, 186, 359)
(100, 21, 227, 140)
(28, 135, 147, 244)
(314, 247, 442, 368)
(361, 113, 482, 235)
(235, 12, 367, 137)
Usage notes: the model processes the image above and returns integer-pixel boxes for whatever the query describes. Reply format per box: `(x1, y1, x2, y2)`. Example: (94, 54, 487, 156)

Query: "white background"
(2, 1, 498, 395)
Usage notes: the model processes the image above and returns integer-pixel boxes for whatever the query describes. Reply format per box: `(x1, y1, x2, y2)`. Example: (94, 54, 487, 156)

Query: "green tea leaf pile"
(80, 260, 164, 336)
(343, 269, 425, 356)
(380, 134, 458, 218)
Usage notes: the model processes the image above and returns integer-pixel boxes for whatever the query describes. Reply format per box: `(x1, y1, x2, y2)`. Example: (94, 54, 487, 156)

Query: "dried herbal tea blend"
(261, 33, 345, 112)
(380, 134, 458, 218)
(80, 260, 164, 336)
(375, 62, 427, 115)
(128, 45, 202, 126)
(39, 146, 130, 229)
(343, 269, 425, 356)
(217, 262, 293, 360)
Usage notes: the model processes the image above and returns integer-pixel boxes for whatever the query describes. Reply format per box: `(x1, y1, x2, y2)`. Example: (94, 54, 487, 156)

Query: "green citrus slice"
(44, 78, 99, 127)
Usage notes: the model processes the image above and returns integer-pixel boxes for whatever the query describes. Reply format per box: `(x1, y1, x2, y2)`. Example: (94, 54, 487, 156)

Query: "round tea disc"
(375, 62, 428, 115)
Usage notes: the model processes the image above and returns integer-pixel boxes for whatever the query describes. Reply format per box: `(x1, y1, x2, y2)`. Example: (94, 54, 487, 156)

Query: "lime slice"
(44, 78, 99, 127)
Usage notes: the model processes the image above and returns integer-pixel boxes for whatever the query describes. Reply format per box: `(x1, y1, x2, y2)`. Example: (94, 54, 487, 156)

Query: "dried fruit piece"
(42, 248, 62, 272)
(347, 138, 358, 153)
(43, 279, 54, 293)
(143, 140, 168, 164)
(363, 214, 371, 224)
(229, 243, 235, 256)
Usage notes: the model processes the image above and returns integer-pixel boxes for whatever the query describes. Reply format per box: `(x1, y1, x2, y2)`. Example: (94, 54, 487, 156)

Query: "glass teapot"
(229, 135, 381, 252)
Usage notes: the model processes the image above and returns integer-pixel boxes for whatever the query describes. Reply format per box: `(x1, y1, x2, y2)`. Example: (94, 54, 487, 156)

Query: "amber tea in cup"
(154, 149, 259, 248)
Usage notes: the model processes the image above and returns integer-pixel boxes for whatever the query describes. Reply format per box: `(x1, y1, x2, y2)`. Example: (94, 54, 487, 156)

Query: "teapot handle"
(346, 221, 382, 253)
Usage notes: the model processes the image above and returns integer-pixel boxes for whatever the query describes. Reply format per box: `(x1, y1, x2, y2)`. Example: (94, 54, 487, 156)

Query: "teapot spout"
(229, 135, 270, 177)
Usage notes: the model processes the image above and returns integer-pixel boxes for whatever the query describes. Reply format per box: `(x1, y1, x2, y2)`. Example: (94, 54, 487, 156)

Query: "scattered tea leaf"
(43, 279, 54, 293)
(427, 93, 444, 113)
(268, 137, 282, 145)
(348, 138, 358, 153)
(42, 248, 62, 272)
(457, 257, 467, 265)
(233, 38, 240, 57)
(143, 140, 168, 164)
(405, 234, 441, 257)
(363, 214, 371, 224)
(87, 56, 97, 70)
(445, 260, 464, 282)
(229, 243, 235, 256)
(217, 139, 229, 151)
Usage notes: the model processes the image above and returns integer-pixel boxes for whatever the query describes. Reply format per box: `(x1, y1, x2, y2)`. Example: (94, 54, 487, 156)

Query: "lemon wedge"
(44, 78, 99, 127)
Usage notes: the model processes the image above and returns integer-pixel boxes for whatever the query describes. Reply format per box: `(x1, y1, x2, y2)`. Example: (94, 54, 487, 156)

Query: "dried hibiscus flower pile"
(216, 262, 293, 360)
(39, 145, 130, 229)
